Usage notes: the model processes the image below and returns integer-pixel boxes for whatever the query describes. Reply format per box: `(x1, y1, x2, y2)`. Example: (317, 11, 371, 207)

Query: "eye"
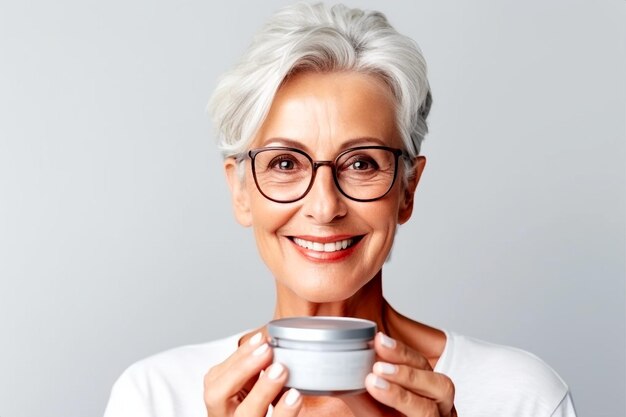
(277, 159, 294, 170)
(351, 160, 371, 170)
(344, 155, 379, 171)
(269, 154, 299, 171)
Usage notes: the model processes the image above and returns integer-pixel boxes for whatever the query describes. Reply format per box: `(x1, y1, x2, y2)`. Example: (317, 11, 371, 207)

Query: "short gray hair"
(208, 2, 432, 159)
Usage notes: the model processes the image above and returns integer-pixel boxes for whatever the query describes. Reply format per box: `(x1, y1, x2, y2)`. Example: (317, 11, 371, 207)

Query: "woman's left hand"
(342, 332, 457, 417)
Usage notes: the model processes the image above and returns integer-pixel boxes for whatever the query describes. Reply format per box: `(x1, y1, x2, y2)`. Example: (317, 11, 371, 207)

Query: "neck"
(237, 269, 446, 370)
(273, 270, 394, 335)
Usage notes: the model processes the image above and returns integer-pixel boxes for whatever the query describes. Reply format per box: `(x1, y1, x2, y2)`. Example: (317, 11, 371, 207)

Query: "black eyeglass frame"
(245, 145, 410, 203)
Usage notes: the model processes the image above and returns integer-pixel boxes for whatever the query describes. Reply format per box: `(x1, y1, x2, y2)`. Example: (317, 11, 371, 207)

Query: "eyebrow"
(260, 136, 389, 154)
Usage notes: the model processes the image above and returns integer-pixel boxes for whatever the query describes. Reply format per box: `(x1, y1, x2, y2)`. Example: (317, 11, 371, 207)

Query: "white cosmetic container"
(268, 316, 376, 395)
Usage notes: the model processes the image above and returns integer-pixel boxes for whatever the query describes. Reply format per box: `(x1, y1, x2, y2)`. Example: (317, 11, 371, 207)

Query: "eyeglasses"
(245, 146, 409, 203)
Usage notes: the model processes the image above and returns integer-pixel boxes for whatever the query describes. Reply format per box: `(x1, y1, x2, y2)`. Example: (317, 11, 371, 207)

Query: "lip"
(287, 234, 364, 263)
(291, 234, 357, 243)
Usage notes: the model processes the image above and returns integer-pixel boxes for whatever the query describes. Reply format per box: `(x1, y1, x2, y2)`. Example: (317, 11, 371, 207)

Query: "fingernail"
(375, 361, 397, 375)
(267, 363, 284, 380)
(252, 343, 269, 356)
(372, 375, 389, 390)
(379, 332, 396, 349)
(249, 332, 263, 346)
(285, 388, 300, 406)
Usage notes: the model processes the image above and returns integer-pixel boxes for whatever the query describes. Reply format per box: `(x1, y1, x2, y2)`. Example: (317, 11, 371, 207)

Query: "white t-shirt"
(103, 330, 577, 417)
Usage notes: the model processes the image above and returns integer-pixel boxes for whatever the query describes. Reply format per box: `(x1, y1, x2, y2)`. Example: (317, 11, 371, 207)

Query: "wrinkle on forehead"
(253, 71, 401, 159)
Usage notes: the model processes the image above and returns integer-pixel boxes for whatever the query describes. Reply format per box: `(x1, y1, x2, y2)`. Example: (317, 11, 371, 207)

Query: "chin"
(289, 279, 364, 305)
(298, 292, 347, 304)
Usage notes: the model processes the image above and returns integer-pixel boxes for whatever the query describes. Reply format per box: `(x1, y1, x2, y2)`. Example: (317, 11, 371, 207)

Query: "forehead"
(253, 71, 402, 152)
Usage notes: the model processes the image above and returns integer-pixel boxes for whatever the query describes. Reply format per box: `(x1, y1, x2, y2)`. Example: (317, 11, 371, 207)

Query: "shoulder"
(103, 332, 243, 417)
(441, 331, 568, 389)
(437, 331, 574, 417)
(124, 332, 241, 383)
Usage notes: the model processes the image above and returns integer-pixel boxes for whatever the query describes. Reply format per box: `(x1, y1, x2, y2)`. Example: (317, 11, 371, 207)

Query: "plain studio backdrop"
(0, 0, 624, 416)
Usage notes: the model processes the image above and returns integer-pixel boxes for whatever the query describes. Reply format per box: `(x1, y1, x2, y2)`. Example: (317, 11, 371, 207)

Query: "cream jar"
(268, 316, 376, 395)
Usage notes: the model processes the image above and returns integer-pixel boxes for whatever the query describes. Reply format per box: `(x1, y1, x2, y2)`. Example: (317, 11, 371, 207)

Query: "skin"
(204, 71, 455, 417)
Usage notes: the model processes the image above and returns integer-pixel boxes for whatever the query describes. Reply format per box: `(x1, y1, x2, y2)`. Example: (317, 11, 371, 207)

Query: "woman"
(104, 3, 576, 416)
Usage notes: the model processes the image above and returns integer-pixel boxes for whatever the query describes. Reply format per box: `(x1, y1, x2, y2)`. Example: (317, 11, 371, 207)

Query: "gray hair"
(208, 2, 432, 159)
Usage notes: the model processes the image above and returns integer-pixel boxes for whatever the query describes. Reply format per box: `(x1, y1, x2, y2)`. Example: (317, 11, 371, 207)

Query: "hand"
(203, 332, 303, 417)
(343, 332, 457, 417)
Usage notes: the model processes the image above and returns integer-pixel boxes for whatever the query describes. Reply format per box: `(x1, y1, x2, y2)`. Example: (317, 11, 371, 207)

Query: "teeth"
(293, 237, 354, 252)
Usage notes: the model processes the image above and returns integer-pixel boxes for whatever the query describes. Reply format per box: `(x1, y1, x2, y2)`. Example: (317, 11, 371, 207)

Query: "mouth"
(289, 235, 364, 253)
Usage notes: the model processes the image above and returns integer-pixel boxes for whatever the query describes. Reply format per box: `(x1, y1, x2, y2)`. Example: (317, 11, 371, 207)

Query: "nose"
(301, 164, 348, 223)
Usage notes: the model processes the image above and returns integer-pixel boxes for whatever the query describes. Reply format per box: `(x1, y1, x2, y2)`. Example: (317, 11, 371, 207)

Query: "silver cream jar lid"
(268, 317, 376, 342)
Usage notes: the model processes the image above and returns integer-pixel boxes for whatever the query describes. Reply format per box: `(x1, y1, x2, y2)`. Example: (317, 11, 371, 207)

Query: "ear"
(398, 156, 426, 225)
(224, 157, 252, 227)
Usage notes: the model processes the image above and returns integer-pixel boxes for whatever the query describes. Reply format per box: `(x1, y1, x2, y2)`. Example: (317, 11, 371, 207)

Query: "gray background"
(0, 0, 624, 416)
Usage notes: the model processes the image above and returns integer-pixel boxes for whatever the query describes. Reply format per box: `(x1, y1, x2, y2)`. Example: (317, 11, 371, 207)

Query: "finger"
(272, 388, 303, 417)
(236, 363, 290, 417)
(373, 362, 455, 415)
(209, 332, 271, 386)
(204, 332, 272, 412)
(218, 332, 270, 377)
(375, 332, 432, 371)
(365, 373, 441, 417)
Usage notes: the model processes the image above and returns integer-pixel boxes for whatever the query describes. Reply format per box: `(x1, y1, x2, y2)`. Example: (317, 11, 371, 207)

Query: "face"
(225, 71, 425, 303)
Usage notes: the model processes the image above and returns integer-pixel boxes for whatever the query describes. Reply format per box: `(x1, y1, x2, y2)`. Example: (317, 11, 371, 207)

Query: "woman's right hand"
(203, 332, 303, 417)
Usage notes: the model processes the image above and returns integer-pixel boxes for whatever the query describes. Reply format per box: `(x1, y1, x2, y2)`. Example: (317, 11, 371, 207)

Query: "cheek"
(364, 194, 403, 230)
(371, 216, 399, 257)
(365, 198, 403, 253)
(248, 193, 295, 244)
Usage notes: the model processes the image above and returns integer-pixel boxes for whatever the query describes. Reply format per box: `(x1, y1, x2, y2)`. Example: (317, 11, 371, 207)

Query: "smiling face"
(224, 71, 425, 303)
